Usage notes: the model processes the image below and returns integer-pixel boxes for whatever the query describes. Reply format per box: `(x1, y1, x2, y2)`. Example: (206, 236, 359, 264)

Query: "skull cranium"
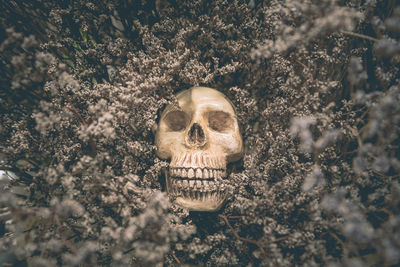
(154, 87, 243, 211)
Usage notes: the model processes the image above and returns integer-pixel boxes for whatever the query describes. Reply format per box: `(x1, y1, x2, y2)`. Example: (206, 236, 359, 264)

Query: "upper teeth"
(170, 153, 226, 170)
(170, 167, 226, 179)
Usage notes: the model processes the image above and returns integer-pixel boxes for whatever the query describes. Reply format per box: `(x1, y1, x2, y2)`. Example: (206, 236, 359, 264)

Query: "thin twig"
(375, 207, 393, 216)
(227, 215, 244, 220)
(355, 108, 370, 127)
(342, 149, 358, 155)
(340, 30, 380, 42)
(373, 171, 400, 179)
(218, 214, 267, 259)
(60, 89, 97, 157)
(54, 214, 78, 254)
(348, 126, 363, 148)
(275, 235, 290, 242)
(294, 58, 314, 82)
(171, 251, 182, 266)
(328, 230, 345, 248)
(61, 89, 88, 126)
(327, 230, 355, 258)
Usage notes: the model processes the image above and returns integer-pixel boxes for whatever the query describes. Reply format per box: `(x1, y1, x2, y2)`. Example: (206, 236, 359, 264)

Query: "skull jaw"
(165, 169, 228, 212)
(174, 196, 226, 211)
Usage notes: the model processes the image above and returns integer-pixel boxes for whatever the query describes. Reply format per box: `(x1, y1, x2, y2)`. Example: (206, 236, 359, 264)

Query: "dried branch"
(340, 30, 380, 42)
(54, 214, 78, 254)
(60, 89, 88, 127)
(60, 89, 97, 157)
(293, 57, 314, 82)
(218, 214, 267, 259)
(227, 215, 243, 220)
(171, 251, 182, 266)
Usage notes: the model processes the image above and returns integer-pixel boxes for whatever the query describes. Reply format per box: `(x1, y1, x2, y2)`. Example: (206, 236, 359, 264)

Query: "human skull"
(154, 87, 243, 211)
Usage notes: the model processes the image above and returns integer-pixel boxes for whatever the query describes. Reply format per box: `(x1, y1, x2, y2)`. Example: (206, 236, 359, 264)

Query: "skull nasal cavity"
(187, 123, 206, 146)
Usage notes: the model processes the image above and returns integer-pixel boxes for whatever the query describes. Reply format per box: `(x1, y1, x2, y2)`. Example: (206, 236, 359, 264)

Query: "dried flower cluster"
(1, 0, 399, 266)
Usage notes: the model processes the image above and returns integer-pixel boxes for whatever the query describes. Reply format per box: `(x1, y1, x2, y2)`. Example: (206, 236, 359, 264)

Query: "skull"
(154, 87, 243, 211)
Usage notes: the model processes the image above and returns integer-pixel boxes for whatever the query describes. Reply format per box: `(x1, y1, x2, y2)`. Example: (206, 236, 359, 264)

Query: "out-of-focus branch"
(46, 73, 97, 157)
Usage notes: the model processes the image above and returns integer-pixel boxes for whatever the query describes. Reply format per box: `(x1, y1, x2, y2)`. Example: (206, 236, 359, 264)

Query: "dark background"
(1, 0, 399, 266)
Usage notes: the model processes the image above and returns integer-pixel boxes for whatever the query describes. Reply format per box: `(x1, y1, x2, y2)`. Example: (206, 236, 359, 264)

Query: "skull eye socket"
(164, 110, 189, 131)
(207, 111, 234, 132)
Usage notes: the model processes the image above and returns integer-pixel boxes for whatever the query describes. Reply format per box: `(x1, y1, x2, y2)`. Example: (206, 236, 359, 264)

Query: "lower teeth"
(173, 190, 223, 201)
(168, 178, 225, 201)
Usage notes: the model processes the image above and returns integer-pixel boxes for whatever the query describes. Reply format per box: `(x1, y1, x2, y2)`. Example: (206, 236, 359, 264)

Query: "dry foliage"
(0, 0, 399, 266)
